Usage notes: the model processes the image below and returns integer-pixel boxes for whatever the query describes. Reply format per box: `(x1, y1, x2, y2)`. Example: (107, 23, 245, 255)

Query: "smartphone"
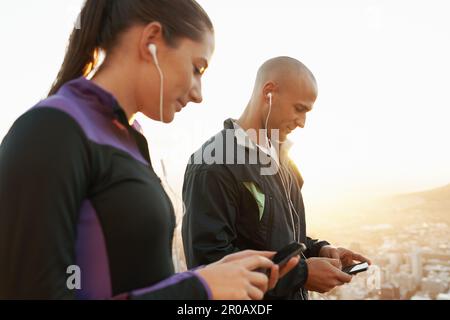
(342, 262, 369, 275)
(272, 242, 306, 267)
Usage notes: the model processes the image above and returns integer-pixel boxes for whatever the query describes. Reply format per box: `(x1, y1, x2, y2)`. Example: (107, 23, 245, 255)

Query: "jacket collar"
(223, 118, 294, 161)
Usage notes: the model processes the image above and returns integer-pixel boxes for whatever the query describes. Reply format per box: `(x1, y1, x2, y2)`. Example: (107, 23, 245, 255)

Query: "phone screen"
(345, 262, 369, 274)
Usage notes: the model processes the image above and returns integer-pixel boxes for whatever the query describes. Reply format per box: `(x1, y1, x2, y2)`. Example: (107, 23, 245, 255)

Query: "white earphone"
(148, 43, 164, 123)
(264, 92, 273, 149)
(265, 92, 302, 247)
(148, 44, 159, 66)
(265, 90, 307, 299)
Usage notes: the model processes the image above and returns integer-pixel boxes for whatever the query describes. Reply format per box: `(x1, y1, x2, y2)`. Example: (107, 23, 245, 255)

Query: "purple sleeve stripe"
(131, 271, 212, 299)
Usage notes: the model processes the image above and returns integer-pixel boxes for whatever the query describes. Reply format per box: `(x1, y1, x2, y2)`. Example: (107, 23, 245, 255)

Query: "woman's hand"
(197, 250, 300, 300)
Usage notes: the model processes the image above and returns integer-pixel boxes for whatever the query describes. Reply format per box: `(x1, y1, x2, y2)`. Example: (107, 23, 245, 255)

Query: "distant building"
(421, 277, 447, 298)
(392, 272, 415, 298)
(388, 253, 402, 270)
(340, 286, 367, 300)
(380, 284, 400, 300)
(410, 249, 423, 285)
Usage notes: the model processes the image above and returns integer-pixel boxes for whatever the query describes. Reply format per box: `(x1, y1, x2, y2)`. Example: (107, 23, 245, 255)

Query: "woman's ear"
(139, 22, 164, 62)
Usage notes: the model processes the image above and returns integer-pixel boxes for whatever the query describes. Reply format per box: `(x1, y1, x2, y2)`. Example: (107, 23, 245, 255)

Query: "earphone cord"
(282, 166, 313, 300)
(264, 96, 300, 244)
(278, 164, 298, 242)
(150, 47, 186, 244)
(264, 95, 308, 300)
(265, 98, 308, 299)
(264, 95, 273, 149)
(154, 62, 164, 123)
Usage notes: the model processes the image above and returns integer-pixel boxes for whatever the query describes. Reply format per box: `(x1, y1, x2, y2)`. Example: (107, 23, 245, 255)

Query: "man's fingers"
(330, 250, 340, 261)
(327, 258, 342, 269)
(341, 256, 354, 268)
(335, 270, 353, 283)
(352, 253, 371, 265)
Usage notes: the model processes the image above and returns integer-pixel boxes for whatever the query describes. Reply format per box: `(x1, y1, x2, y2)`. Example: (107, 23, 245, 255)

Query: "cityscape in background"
(310, 184, 450, 300)
(172, 183, 450, 300)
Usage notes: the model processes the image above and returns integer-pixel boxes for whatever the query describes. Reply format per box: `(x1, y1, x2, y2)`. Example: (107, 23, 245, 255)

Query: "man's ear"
(262, 82, 278, 102)
(139, 22, 164, 62)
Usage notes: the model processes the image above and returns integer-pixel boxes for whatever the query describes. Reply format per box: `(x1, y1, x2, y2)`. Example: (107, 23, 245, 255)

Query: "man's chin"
(279, 133, 289, 143)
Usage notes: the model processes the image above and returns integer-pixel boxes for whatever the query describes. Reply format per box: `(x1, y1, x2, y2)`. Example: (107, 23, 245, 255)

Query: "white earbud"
(264, 92, 273, 149)
(148, 44, 159, 65)
(148, 43, 164, 122)
(267, 92, 273, 106)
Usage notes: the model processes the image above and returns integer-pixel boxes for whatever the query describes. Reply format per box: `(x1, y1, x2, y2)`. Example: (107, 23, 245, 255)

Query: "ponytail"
(48, 0, 109, 96)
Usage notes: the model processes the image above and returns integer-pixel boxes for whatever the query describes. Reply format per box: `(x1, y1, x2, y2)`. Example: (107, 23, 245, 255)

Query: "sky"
(0, 0, 449, 220)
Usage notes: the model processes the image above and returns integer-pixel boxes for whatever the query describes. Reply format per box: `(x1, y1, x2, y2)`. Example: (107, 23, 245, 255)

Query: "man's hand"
(304, 258, 353, 293)
(319, 245, 372, 268)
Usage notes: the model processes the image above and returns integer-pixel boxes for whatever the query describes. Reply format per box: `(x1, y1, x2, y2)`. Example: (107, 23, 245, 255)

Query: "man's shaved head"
(254, 56, 317, 95)
(239, 56, 318, 143)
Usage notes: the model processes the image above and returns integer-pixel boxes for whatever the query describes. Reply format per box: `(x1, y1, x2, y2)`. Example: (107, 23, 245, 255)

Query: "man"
(182, 57, 371, 300)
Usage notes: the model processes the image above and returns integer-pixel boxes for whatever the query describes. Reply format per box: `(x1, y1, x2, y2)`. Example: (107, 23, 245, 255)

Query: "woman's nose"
(190, 80, 203, 104)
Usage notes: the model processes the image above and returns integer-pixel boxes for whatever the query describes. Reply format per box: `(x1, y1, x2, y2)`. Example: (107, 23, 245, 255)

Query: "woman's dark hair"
(49, 0, 213, 96)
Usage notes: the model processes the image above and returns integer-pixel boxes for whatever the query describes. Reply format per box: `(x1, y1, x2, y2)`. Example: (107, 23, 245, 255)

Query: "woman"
(0, 0, 298, 300)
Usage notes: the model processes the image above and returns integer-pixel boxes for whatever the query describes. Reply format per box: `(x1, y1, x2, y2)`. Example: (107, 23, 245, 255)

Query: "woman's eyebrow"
(198, 57, 209, 69)
(296, 103, 313, 112)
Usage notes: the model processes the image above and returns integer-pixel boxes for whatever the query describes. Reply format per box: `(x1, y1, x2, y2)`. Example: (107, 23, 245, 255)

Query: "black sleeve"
(265, 259, 309, 299)
(304, 238, 331, 258)
(127, 271, 211, 300)
(0, 108, 91, 299)
(182, 166, 241, 268)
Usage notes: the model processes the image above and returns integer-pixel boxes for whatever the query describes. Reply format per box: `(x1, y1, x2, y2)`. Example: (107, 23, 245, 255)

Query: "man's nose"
(296, 114, 306, 129)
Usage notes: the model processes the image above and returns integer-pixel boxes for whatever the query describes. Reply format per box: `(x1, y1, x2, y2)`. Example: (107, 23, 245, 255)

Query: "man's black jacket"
(182, 119, 330, 300)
